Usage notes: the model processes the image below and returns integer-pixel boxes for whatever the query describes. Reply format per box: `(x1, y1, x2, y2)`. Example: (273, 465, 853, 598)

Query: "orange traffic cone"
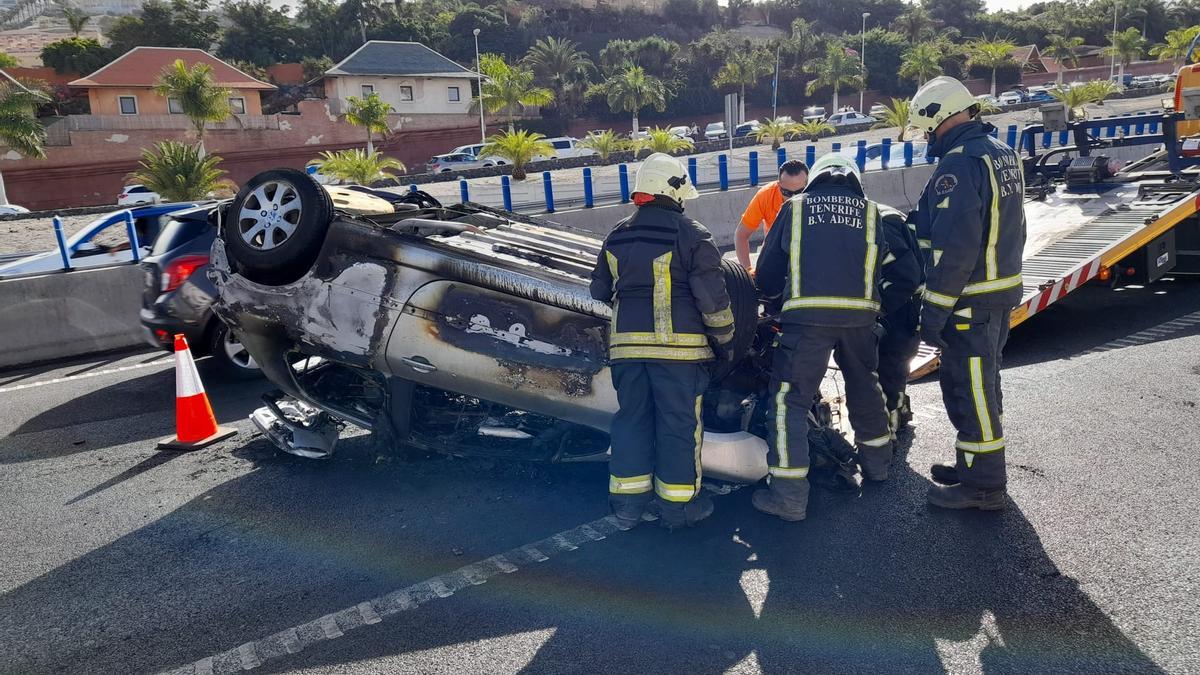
(157, 334, 238, 451)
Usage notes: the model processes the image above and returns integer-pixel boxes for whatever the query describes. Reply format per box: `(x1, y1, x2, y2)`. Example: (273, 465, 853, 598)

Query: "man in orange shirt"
(735, 159, 809, 273)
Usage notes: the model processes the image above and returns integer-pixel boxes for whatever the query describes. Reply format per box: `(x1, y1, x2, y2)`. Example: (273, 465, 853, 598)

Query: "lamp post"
(1109, 1, 1119, 81)
(860, 12, 870, 113)
(473, 28, 485, 144)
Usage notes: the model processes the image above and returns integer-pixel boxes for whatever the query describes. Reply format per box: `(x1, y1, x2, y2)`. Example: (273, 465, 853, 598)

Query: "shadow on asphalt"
(0, 430, 1164, 674)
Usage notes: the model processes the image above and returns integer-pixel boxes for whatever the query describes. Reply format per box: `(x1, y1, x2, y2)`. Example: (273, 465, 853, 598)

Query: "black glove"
(710, 334, 736, 363)
(919, 307, 949, 349)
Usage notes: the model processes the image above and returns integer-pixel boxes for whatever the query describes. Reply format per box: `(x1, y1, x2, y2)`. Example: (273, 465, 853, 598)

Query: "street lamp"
(473, 28, 485, 144)
(1109, 1, 1119, 80)
(860, 12, 870, 112)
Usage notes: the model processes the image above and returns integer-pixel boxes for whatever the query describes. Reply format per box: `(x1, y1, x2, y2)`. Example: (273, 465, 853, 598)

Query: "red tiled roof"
(68, 46, 275, 90)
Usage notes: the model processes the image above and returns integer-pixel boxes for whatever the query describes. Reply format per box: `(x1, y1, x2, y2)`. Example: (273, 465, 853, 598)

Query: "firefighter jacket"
(589, 199, 734, 363)
(879, 205, 924, 315)
(915, 120, 1027, 332)
(756, 181, 888, 329)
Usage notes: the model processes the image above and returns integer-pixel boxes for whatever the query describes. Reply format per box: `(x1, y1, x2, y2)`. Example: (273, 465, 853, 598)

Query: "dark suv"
(139, 204, 260, 378)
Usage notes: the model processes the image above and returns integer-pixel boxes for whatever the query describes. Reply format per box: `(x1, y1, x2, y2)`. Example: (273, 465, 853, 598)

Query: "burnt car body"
(209, 169, 777, 481)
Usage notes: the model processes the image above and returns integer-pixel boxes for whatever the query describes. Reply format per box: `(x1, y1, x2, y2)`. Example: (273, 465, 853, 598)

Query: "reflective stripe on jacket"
(589, 201, 733, 363)
(756, 182, 887, 328)
(916, 121, 1027, 315)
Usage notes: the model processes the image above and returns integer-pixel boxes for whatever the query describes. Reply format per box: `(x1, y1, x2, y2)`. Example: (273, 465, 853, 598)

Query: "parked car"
(998, 91, 1024, 105)
(976, 94, 1001, 107)
(538, 137, 596, 160)
(1129, 75, 1158, 89)
(426, 152, 490, 174)
(1151, 73, 1173, 86)
(1112, 73, 1133, 88)
(868, 103, 888, 117)
(0, 204, 30, 215)
(801, 106, 827, 122)
(704, 121, 727, 140)
(450, 143, 507, 165)
(118, 184, 161, 206)
(0, 203, 200, 278)
(733, 120, 762, 138)
(1026, 90, 1055, 103)
(826, 111, 875, 127)
(668, 125, 695, 142)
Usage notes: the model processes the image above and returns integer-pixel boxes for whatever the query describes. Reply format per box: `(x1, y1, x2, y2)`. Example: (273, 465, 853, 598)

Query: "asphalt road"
(1, 275, 1198, 674)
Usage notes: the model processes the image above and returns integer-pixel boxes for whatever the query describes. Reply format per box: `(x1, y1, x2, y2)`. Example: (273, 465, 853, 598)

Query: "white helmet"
(910, 76, 979, 134)
(633, 153, 699, 202)
(807, 153, 863, 194)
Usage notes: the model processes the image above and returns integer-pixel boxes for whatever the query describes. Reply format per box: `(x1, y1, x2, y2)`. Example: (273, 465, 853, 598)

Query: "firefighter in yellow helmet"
(589, 153, 735, 530)
(909, 76, 1027, 510)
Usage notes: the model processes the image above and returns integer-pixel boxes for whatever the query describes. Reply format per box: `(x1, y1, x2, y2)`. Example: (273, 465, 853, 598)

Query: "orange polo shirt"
(740, 181, 786, 233)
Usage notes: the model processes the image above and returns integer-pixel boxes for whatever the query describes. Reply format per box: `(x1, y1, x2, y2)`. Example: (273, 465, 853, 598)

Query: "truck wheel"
(710, 259, 759, 381)
(224, 169, 333, 285)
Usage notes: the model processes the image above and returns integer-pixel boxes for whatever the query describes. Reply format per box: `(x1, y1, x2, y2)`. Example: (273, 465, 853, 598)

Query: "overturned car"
(208, 169, 854, 484)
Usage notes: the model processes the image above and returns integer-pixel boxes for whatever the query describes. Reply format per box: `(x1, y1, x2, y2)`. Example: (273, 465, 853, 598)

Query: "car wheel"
(709, 259, 759, 381)
(223, 168, 332, 285)
(207, 320, 261, 380)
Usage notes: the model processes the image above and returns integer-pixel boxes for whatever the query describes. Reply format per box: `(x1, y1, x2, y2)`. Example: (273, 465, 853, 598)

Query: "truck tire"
(710, 259, 759, 381)
(225, 169, 333, 285)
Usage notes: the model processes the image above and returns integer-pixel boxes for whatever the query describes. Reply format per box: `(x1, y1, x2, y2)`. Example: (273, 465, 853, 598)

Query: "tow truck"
(909, 61, 1200, 376)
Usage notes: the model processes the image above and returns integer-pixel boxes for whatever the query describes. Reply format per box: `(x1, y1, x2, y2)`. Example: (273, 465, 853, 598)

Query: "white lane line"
(0, 358, 172, 395)
(160, 515, 626, 675)
(1083, 310, 1200, 355)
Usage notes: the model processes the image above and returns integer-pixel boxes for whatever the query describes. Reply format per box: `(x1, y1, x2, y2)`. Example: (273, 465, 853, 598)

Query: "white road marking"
(161, 515, 626, 675)
(0, 357, 171, 395)
(1083, 310, 1200, 355)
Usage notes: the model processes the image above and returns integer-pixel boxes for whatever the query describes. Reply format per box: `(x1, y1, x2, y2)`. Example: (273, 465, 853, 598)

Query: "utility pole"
(772, 43, 780, 120)
(1109, 1, 1119, 81)
(860, 12, 870, 112)
(474, 28, 486, 144)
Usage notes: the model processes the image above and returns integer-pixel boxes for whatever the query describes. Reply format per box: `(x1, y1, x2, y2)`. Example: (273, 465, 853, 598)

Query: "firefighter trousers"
(608, 361, 708, 506)
(767, 326, 893, 482)
(938, 307, 1011, 490)
(879, 301, 921, 418)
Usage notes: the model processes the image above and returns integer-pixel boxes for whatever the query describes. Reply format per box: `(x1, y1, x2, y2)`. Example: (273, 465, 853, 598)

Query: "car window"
(552, 140, 572, 149)
(128, 186, 149, 194)
(151, 216, 212, 256)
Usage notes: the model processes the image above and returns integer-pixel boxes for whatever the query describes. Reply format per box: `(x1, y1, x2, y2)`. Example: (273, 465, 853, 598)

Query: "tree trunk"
(1118, 61, 1126, 85)
(632, 112, 639, 139)
(831, 87, 839, 113)
(739, 84, 746, 122)
(366, 132, 374, 154)
(990, 69, 997, 97)
(513, 163, 526, 180)
(1057, 65, 1065, 86)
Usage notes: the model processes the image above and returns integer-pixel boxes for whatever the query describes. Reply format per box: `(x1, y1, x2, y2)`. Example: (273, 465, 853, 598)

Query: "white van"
(537, 137, 597, 160)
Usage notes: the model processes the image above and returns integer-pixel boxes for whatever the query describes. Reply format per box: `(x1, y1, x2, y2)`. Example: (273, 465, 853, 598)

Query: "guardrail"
(0, 209, 143, 278)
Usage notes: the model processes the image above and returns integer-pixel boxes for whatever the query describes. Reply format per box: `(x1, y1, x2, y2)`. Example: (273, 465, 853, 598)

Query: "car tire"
(709, 259, 759, 381)
(207, 320, 261, 380)
(223, 168, 332, 285)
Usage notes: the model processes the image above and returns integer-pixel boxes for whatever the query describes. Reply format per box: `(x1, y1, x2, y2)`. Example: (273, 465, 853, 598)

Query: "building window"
(167, 97, 183, 114)
(399, 85, 413, 102)
(448, 86, 460, 102)
(360, 84, 374, 97)
(118, 95, 137, 115)
(228, 97, 246, 115)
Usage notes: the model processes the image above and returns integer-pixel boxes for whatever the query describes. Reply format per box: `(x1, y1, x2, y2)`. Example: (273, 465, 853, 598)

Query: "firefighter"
(735, 160, 809, 273)
(589, 153, 735, 530)
(877, 206, 924, 435)
(909, 76, 1026, 510)
(753, 153, 892, 522)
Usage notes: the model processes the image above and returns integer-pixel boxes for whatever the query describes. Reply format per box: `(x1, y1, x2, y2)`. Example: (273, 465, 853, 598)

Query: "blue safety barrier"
(1006, 125, 1018, 148)
(1042, 132, 1052, 149)
(1122, 122, 1131, 135)
(1058, 130, 1068, 146)
(459, 179, 469, 202)
(855, 140, 866, 172)
(903, 141, 914, 167)
(880, 138, 891, 170)
(409, 184, 418, 193)
(805, 145, 815, 167)
(749, 151, 759, 186)
(123, 210, 140, 262)
(619, 164, 630, 203)
(1106, 123, 1116, 138)
(501, 175, 513, 211)
(777, 147, 787, 167)
(1150, 119, 1160, 134)
(1135, 117, 1146, 135)
(832, 142, 841, 154)
(542, 171, 555, 212)
(688, 157, 698, 186)
(718, 154, 729, 190)
(52, 216, 70, 271)
(582, 168, 594, 208)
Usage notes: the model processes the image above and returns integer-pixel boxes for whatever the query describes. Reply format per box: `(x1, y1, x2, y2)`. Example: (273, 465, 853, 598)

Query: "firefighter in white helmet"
(589, 153, 735, 530)
(909, 75, 1027, 510)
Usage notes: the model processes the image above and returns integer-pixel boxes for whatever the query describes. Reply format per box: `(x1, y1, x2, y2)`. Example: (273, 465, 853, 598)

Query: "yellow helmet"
(633, 153, 700, 202)
(910, 76, 979, 134)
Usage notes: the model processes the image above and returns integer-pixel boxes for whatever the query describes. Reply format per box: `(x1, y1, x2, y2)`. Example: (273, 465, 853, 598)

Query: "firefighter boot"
(930, 463, 960, 485)
(658, 494, 714, 530)
(609, 493, 654, 531)
(751, 479, 810, 521)
(927, 483, 1007, 511)
(858, 443, 893, 482)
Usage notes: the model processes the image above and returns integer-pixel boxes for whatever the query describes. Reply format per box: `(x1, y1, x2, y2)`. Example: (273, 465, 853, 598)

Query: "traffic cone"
(157, 334, 237, 451)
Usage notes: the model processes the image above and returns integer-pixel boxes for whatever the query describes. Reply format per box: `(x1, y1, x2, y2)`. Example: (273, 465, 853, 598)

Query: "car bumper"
(139, 307, 208, 354)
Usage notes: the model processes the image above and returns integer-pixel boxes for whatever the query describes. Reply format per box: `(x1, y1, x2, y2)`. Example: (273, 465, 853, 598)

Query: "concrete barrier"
(0, 265, 146, 369)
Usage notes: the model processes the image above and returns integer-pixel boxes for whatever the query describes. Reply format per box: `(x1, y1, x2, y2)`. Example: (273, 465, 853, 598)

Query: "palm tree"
(344, 92, 393, 154)
(899, 42, 944, 85)
(752, 117, 798, 150)
(892, 5, 939, 42)
(579, 129, 629, 163)
(524, 37, 593, 122)
(1051, 80, 1120, 120)
(476, 54, 554, 132)
(793, 119, 835, 141)
(595, 64, 668, 138)
(1105, 27, 1148, 84)
(1150, 26, 1200, 69)
(153, 60, 231, 156)
(128, 141, 230, 202)
(0, 82, 46, 204)
(307, 149, 405, 185)
(482, 129, 553, 180)
(713, 48, 772, 122)
(805, 42, 864, 112)
(965, 38, 1017, 96)
(1043, 35, 1085, 86)
(871, 99, 913, 140)
(62, 6, 89, 36)
(636, 127, 694, 155)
